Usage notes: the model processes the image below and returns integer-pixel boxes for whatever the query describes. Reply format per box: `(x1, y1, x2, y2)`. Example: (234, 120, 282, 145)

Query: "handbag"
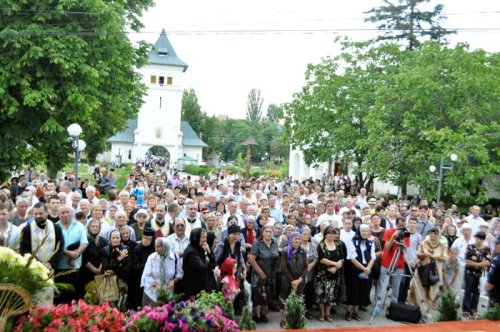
(428, 259, 440, 285)
(95, 274, 119, 304)
(417, 259, 439, 288)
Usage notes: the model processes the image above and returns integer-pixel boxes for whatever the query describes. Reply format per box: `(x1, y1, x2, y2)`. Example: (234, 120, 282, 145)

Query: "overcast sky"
(130, 0, 500, 119)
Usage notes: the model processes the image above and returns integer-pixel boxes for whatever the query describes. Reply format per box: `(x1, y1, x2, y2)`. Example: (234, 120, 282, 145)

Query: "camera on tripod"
(396, 227, 411, 242)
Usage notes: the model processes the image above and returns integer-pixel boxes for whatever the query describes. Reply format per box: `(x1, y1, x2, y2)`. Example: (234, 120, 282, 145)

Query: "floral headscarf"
(287, 231, 302, 262)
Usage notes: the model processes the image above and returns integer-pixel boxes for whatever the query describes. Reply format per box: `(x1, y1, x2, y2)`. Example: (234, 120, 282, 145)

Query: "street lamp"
(67, 123, 85, 192)
(429, 153, 457, 203)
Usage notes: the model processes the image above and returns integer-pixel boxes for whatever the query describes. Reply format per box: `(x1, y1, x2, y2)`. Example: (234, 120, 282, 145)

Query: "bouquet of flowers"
(14, 299, 126, 332)
(126, 300, 239, 332)
(0, 246, 54, 297)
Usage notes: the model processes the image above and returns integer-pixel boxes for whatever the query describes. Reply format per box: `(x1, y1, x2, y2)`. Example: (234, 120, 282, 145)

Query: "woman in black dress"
(248, 224, 279, 323)
(101, 229, 131, 311)
(314, 225, 346, 322)
(182, 228, 216, 299)
(79, 220, 108, 298)
(345, 224, 375, 321)
(279, 231, 308, 327)
(129, 227, 155, 309)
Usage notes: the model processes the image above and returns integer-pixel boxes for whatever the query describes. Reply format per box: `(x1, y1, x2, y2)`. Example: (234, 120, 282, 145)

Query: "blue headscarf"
(287, 231, 302, 262)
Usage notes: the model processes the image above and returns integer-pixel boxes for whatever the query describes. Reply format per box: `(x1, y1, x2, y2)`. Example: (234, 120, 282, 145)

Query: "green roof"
(108, 118, 137, 143)
(109, 120, 207, 148)
(178, 155, 198, 161)
(149, 29, 188, 72)
(181, 121, 208, 147)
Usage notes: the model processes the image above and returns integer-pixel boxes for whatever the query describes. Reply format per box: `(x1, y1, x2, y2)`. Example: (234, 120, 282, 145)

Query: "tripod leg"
(369, 249, 401, 325)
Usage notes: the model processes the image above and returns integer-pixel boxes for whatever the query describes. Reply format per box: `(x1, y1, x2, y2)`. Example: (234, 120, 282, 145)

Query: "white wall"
(289, 148, 329, 182)
(136, 65, 184, 147)
(182, 146, 204, 164)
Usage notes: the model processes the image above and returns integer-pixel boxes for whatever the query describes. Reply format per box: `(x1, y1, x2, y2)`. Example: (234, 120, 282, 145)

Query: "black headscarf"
(189, 227, 206, 252)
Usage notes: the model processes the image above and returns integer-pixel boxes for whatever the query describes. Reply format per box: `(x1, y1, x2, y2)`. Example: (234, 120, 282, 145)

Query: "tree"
(246, 89, 263, 122)
(284, 37, 499, 203)
(181, 89, 205, 136)
(266, 103, 283, 122)
(0, 0, 153, 179)
(365, 0, 455, 50)
(283, 38, 381, 188)
(369, 42, 500, 203)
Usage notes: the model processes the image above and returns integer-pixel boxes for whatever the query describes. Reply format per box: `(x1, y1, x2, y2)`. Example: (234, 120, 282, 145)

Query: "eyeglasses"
(411, 209, 418, 212)
(430, 231, 439, 234)
(189, 208, 197, 210)
(175, 224, 185, 228)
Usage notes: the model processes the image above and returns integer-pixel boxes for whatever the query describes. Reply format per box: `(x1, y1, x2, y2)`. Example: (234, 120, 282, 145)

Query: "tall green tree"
(283, 38, 381, 188)
(181, 88, 205, 136)
(0, 0, 153, 180)
(266, 103, 283, 122)
(246, 88, 264, 122)
(368, 42, 500, 203)
(365, 0, 455, 50)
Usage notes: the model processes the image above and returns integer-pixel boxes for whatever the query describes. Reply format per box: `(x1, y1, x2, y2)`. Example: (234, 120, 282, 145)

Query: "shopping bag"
(95, 274, 119, 304)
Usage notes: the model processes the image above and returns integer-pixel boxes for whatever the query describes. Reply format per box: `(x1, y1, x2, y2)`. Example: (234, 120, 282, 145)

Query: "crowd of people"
(0, 165, 499, 326)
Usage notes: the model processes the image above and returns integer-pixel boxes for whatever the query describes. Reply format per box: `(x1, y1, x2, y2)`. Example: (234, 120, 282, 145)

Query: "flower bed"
(14, 298, 239, 332)
(126, 300, 239, 332)
(14, 300, 126, 332)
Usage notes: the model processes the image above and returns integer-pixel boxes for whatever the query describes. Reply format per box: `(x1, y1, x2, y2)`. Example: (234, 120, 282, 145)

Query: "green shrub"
(436, 289, 461, 322)
(284, 291, 306, 329)
(238, 306, 256, 330)
(195, 291, 225, 312)
(482, 304, 500, 320)
(222, 301, 235, 321)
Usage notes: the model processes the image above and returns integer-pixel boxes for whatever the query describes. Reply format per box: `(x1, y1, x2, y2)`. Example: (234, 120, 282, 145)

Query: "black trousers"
(398, 263, 413, 303)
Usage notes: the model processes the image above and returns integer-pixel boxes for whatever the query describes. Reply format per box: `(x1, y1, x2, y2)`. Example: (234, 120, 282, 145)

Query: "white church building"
(289, 148, 419, 196)
(107, 30, 207, 165)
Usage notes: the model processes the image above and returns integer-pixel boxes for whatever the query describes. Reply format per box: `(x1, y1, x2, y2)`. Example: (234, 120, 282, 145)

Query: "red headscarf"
(220, 257, 238, 289)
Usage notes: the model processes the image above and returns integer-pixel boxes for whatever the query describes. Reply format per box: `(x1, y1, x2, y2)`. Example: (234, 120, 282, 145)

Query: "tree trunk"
(46, 162, 59, 179)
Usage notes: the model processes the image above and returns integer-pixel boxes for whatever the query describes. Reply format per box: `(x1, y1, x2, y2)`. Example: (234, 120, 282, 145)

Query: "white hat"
(134, 208, 148, 220)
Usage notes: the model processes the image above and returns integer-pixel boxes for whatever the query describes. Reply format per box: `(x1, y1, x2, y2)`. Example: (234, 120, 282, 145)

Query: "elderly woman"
(182, 228, 217, 299)
(101, 229, 131, 311)
(131, 208, 148, 242)
(300, 226, 318, 318)
(279, 231, 308, 327)
(248, 224, 279, 324)
(129, 228, 156, 309)
(79, 219, 108, 298)
(345, 224, 376, 321)
(315, 225, 346, 322)
(141, 237, 183, 307)
(409, 227, 448, 315)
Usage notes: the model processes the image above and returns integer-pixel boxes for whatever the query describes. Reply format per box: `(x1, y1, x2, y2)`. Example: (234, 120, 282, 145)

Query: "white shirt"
(466, 215, 485, 235)
(141, 251, 183, 302)
(346, 239, 376, 265)
(316, 212, 343, 228)
(0, 222, 21, 250)
(451, 236, 475, 266)
(166, 233, 190, 257)
(340, 229, 355, 246)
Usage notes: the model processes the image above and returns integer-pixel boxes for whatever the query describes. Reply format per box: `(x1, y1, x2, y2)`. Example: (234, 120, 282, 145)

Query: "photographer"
(373, 217, 410, 315)
(398, 217, 422, 303)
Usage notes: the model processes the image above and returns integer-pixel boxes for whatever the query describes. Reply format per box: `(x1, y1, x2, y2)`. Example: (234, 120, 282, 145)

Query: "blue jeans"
(462, 271, 480, 313)
(376, 265, 403, 306)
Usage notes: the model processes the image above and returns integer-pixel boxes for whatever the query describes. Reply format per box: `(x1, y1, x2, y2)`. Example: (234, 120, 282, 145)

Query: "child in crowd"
(220, 257, 240, 301)
(442, 247, 460, 292)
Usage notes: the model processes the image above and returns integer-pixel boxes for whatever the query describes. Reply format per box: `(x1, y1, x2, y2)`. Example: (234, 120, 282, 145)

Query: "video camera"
(396, 227, 411, 242)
